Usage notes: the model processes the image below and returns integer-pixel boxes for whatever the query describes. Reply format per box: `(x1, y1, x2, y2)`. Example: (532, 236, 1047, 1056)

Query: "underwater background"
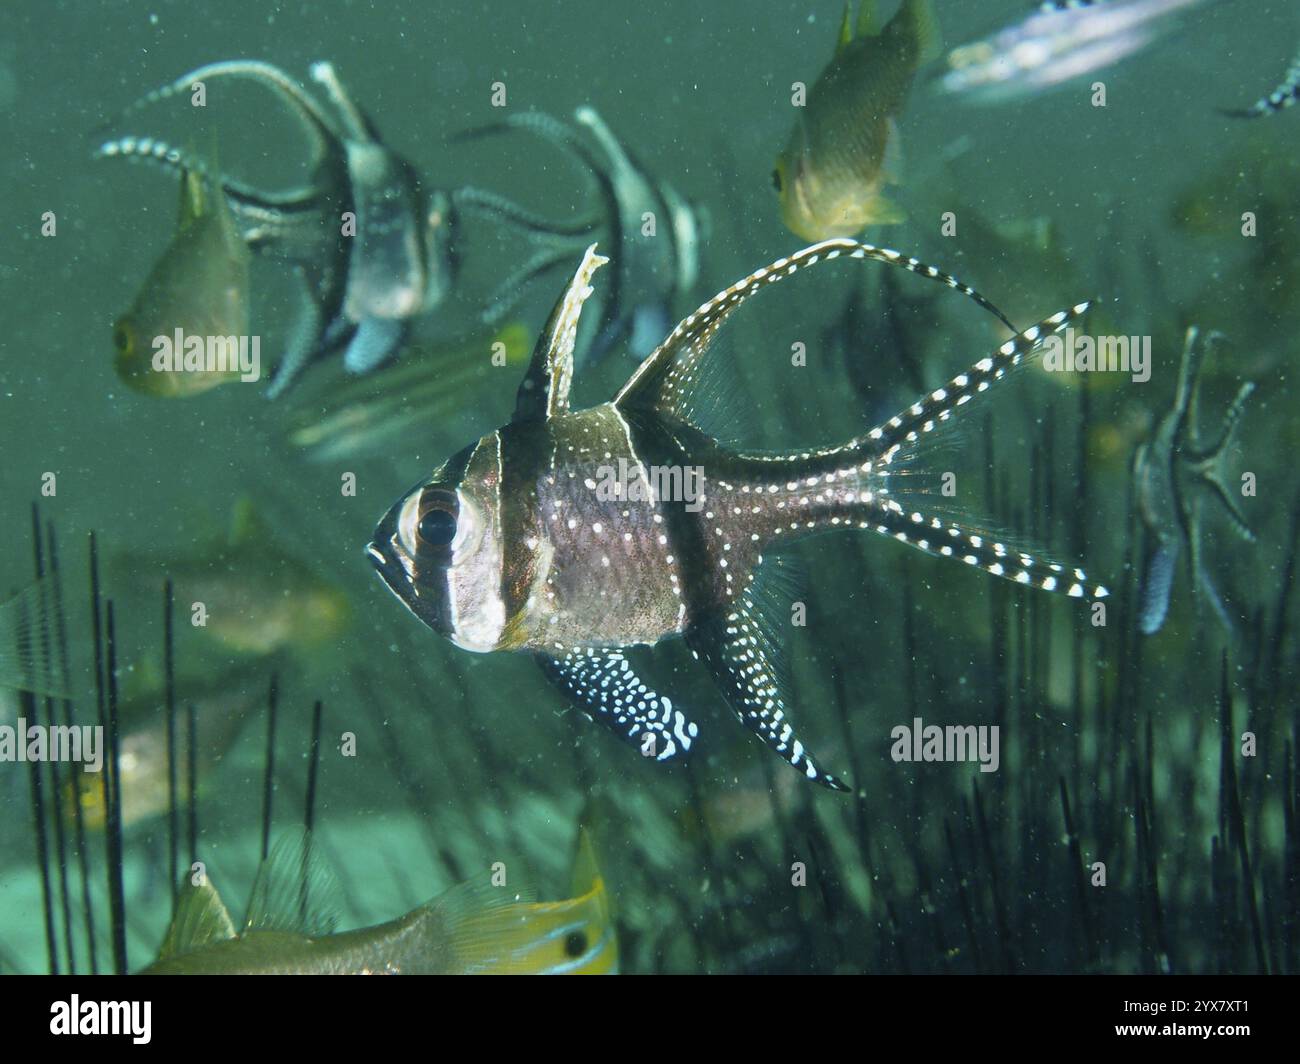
(0, 0, 1297, 974)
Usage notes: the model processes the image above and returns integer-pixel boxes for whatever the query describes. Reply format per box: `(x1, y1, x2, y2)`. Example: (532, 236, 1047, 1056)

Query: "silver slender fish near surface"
(937, 0, 1211, 103)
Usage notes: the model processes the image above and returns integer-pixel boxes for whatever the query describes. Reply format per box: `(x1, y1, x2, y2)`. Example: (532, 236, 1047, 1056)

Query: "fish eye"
(418, 508, 457, 548)
(771, 168, 783, 192)
(416, 488, 460, 552)
(564, 930, 588, 958)
(113, 322, 133, 355)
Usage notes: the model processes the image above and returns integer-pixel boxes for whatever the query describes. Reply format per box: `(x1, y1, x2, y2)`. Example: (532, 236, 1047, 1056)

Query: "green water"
(0, 0, 1296, 975)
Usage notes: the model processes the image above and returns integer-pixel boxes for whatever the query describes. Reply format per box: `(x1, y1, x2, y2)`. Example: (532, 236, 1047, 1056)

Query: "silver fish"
(1133, 327, 1255, 636)
(938, 0, 1209, 103)
(96, 60, 455, 396)
(367, 239, 1107, 791)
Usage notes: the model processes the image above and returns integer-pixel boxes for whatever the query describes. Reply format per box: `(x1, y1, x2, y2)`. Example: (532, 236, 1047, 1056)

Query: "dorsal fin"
(613, 237, 1017, 423)
(155, 877, 237, 960)
(177, 167, 207, 229)
(894, 0, 941, 63)
(512, 244, 608, 422)
(242, 829, 344, 936)
(857, 0, 880, 37)
(570, 826, 602, 898)
(836, 2, 855, 54)
(227, 495, 267, 548)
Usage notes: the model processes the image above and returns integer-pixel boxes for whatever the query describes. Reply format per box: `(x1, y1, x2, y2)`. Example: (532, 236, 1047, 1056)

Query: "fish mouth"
(365, 539, 405, 600)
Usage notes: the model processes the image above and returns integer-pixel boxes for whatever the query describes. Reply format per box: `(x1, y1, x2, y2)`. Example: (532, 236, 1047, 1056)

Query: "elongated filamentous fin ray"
(453, 111, 604, 192)
(861, 494, 1109, 601)
(480, 245, 587, 326)
(309, 61, 372, 142)
(852, 302, 1093, 458)
(689, 601, 849, 792)
(850, 305, 1110, 601)
(452, 186, 600, 239)
(615, 238, 1017, 416)
(1189, 380, 1254, 466)
(1224, 49, 1300, 117)
(95, 135, 308, 212)
(537, 648, 699, 761)
(96, 135, 201, 175)
(97, 61, 339, 159)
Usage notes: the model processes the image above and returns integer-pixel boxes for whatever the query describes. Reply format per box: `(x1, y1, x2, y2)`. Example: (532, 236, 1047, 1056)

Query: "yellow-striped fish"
(139, 826, 616, 974)
(774, 0, 939, 241)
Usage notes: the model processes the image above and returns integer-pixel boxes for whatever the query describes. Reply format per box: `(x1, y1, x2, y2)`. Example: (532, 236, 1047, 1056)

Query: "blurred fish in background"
(1132, 326, 1255, 636)
(111, 499, 351, 664)
(453, 107, 706, 362)
(773, 0, 940, 240)
(112, 163, 252, 398)
(937, 0, 1210, 103)
(98, 60, 457, 396)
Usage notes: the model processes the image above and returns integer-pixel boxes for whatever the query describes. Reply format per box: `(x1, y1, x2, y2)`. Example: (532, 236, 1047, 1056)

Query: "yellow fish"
(139, 825, 617, 974)
(65, 669, 262, 830)
(113, 164, 251, 398)
(774, 0, 939, 241)
(112, 499, 351, 659)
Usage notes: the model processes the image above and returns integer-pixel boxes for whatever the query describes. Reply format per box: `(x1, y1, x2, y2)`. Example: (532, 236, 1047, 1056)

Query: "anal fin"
(1138, 540, 1178, 636)
(343, 315, 406, 374)
(688, 597, 849, 792)
(266, 267, 325, 399)
(537, 647, 699, 762)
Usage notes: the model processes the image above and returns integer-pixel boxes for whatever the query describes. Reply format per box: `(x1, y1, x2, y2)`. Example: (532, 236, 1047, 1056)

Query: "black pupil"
(771, 168, 782, 192)
(564, 931, 588, 958)
(418, 508, 457, 548)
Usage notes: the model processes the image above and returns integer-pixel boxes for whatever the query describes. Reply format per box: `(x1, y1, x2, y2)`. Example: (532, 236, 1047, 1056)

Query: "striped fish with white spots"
(367, 239, 1109, 792)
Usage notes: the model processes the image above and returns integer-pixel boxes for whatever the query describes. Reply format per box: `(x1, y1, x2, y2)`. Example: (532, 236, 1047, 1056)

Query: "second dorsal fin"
(242, 829, 344, 937)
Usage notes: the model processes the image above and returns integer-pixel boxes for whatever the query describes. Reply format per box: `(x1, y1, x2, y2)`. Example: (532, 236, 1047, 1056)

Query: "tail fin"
(0, 578, 70, 697)
(852, 304, 1110, 602)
